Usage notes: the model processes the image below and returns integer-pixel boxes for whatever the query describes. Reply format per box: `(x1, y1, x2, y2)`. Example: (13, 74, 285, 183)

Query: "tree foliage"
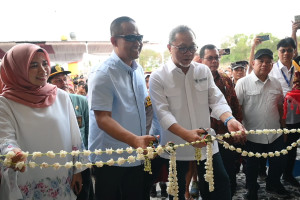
(219, 33, 283, 67)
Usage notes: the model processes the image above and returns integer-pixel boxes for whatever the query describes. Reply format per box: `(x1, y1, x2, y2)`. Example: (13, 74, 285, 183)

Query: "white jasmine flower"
(107, 159, 114, 166)
(268, 152, 274, 157)
(117, 157, 126, 165)
(6, 151, 15, 159)
(86, 163, 93, 168)
(127, 155, 136, 163)
(136, 147, 144, 154)
(274, 151, 280, 156)
(15, 161, 25, 170)
(28, 161, 37, 168)
(126, 147, 134, 154)
(40, 162, 49, 169)
(262, 153, 268, 158)
(105, 148, 113, 155)
(116, 148, 124, 154)
(248, 152, 254, 157)
(136, 153, 145, 160)
(74, 161, 83, 169)
(95, 161, 103, 167)
(46, 151, 56, 158)
(71, 150, 80, 156)
(83, 150, 91, 156)
(53, 163, 61, 170)
(32, 151, 42, 160)
(94, 149, 103, 155)
(65, 161, 73, 169)
(224, 133, 230, 138)
(255, 153, 261, 158)
(59, 150, 68, 158)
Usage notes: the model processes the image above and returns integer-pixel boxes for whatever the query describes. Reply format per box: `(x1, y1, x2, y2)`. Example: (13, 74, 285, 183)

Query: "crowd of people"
(0, 16, 299, 200)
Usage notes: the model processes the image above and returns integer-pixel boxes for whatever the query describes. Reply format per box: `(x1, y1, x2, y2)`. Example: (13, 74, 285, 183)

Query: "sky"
(1, 0, 299, 49)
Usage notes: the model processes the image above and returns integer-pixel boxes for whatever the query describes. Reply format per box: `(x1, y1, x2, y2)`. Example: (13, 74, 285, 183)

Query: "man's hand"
(131, 135, 157, 150)
(253, 37, 262, 48)
(183, 129, 207, 148)
(292, 21, 300, 33)
(71, 172, 82, 195)
(227, 118, 247, 145)
(11, 148, 27, 172)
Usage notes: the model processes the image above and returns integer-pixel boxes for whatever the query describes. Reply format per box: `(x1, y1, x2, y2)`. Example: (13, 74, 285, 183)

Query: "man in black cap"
(235, 49, 290, 199)
(48, 65, 94, 200)
(231, 61, 248, 87)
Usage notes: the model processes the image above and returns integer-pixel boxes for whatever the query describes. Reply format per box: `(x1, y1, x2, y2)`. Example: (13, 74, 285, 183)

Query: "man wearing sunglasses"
(149, 25, 246, 200)
(197, 44, 244, 198)
(269, 37, 300, 188)
(88, 16, 156, 200)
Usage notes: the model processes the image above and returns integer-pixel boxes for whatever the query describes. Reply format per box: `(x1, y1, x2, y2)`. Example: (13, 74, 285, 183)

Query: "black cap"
(49, 65, 71, 78)
(230, 60, 249, 70)
(254, 49, 273, 60)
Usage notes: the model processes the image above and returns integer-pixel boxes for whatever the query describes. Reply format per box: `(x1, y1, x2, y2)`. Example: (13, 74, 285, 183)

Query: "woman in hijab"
(0, 43, 85, 200)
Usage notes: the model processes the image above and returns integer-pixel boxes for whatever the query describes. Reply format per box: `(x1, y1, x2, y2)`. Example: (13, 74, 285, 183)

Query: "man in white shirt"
(149, 25, 246, 200)
(235, 49, 289, 199)
(268, 37, 300, 188)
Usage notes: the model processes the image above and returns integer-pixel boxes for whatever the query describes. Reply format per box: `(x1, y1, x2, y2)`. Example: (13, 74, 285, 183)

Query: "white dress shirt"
(149, 60, 231, 161)
(235, 72, 284, 144)
(269, 60, 300, 124)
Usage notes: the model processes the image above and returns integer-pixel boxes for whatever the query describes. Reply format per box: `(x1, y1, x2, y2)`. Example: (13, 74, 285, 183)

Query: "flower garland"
(166, 142, 179, 199)
(217, 129, 300, 158)
(1, 128, 299, 195)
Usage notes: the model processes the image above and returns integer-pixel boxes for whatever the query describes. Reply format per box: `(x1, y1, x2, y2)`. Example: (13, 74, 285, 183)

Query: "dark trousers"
(144, 156, 189, 200)
(197, 152, 231, 200)
(286, 123, 300, 177)
(219, 144, 238, 196)
(245, 135, 286, 192)
(77, 168, 94, 200)
(93, 165, 144, 200)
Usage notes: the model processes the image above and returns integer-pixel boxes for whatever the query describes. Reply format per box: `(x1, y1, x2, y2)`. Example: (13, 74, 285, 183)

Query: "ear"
(167, 44, 172, 53)
(251, 60, 255, 66)
(110, 36, 117, 46)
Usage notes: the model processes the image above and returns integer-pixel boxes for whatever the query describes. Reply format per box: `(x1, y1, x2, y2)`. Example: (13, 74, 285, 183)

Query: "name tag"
(195, 77, 207, 83)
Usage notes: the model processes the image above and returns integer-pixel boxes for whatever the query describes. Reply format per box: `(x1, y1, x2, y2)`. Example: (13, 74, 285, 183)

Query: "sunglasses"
(115, 34, 143, 42)
(203, 56, 220, 61)
(278, 48, 294, 54)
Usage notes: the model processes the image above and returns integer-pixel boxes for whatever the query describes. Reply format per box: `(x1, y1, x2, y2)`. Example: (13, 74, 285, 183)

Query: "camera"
(257, 35, 270, 41)
(219, 48, 230, 55)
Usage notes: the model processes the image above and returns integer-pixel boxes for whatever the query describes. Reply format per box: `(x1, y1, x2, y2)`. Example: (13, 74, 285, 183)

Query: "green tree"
(139, 49, 162, 72)
(219, 33, 280, 67)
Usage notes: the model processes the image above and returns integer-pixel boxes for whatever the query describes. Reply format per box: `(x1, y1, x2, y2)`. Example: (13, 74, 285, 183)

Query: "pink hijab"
(0, 43, 57, 108)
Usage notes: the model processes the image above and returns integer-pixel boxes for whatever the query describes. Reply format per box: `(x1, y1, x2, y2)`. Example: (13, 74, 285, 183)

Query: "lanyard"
(277, 62, 294, 87)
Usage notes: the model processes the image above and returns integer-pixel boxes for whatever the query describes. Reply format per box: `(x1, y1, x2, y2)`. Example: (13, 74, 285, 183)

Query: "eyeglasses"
(115, 34, 143, 42)
(278, 48, 294, 54)
(171, 45, 198, 54)
(203, 56, 220, 61)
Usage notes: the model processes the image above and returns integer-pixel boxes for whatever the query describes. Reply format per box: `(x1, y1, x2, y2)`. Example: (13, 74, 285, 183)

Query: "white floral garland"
(1, 128, 299, 194)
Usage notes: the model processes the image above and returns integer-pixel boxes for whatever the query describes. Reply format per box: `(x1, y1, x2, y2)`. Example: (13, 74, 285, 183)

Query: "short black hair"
(199, 44, 217, 58)
(277, 37, 296, 50)
(110, 16, 135, 36)
(168, 25, 196, 44)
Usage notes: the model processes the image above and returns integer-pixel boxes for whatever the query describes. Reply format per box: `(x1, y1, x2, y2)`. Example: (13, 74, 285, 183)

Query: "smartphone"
(219, 48, 230, 55)
(257, 35, 270, 41)
(295, 15, 300, 22)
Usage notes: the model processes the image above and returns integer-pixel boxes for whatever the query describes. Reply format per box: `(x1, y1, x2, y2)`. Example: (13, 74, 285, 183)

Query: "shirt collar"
(250, 71, 270, 83)
(111, 51, 138, 73)
(277, 60, 294, 72)
(167, 58, 195, 73)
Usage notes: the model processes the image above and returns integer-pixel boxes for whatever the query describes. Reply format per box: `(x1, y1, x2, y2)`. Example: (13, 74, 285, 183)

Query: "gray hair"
(168, 25, 196, 44)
